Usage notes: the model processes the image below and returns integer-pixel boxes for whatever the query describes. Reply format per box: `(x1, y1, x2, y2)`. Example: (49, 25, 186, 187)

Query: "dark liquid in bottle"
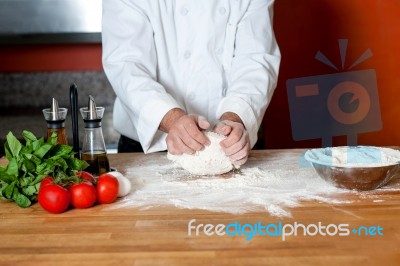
(81, 152, 110, 176)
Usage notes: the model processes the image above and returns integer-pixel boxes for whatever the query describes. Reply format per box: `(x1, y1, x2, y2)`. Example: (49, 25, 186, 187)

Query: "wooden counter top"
(1, 150, 400, 265)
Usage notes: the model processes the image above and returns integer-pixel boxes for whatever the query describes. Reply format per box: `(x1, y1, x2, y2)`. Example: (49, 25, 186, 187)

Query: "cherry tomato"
(76, 171, 95, 183)
(38, 184, 70, 214)
(96, 174, 119, 204)
(39, 176, 54, 190)
(69, 182, 97, 209)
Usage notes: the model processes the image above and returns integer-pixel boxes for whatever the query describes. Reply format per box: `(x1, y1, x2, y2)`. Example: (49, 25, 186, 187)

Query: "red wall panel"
(0, 44, 102, 72)
(264, 0, 400, 148)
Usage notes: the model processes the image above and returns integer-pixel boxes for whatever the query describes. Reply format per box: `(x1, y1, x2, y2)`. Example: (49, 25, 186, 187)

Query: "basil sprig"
(0, 130, 88, 207)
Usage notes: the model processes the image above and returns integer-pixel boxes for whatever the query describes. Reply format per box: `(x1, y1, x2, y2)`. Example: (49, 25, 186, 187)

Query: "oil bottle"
(80, 96, 110, 176)
(42, 98, 68, 145)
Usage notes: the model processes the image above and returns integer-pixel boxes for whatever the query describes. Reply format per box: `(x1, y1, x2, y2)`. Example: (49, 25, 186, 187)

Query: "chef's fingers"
(220, 122, 245, 149)
(229, 141, 250, 162)
(217, 121, 250, 163)
(232, 154, 249, 167)
(184, 116, 210, 146)
(166, 114, 208, 154)
(181, 125, 206, 152)
(174, 117, 205, 152)
(224, 132, 248, 156)
(196, 115, 211, 130)
(167, 115, 206, 152)
(166, 135, 195, 155)
(213, 121, 232, 136)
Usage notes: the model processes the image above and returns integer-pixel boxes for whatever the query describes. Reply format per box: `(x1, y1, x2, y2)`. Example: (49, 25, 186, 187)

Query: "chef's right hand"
(160, 108, 210, 155)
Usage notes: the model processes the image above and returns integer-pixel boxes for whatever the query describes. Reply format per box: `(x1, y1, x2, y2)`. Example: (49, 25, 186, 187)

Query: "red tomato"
(69, 182, 97, 209)
(76, 171, 95, 183)
(38, 184, 70, 214)
(96, 174, 119, 204)
(39, 176, 54, 190)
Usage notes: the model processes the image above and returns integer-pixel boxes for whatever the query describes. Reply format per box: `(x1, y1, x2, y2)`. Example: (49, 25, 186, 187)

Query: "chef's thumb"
(213, 121, 232, 136)
(197, 115, 210, 130)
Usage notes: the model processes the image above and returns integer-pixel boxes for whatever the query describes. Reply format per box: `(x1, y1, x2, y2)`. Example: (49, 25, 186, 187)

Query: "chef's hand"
(213, 112, 250, 166)
(160, 108, 210, 155)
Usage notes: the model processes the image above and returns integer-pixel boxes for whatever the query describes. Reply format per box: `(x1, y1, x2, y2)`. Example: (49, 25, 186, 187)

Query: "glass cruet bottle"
(42, 98, 68, 145)
(80, 95, 110, 176)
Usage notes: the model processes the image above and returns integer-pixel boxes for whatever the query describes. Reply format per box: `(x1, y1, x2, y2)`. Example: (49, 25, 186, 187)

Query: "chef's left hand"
(213, 113, 250, 166)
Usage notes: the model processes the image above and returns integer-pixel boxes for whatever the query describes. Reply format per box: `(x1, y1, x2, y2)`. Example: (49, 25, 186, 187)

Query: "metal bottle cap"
(43, 98, 67, 128)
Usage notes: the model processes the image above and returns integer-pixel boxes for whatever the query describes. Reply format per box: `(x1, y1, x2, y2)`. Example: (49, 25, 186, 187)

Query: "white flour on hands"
(167, 131, 234, 175)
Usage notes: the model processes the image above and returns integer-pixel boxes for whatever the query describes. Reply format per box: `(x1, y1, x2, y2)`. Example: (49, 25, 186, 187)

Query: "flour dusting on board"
(110, 151, 400, 217)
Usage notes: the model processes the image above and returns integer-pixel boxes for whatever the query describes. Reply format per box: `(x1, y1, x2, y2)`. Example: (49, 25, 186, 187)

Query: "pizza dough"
(167, 132, 234, 175)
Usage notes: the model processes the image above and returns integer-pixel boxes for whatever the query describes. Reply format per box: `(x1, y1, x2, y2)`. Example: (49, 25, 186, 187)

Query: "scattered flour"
(108, 149, 400, 217)
(305, 146, 400, 167)
(167, 132, 234, 175)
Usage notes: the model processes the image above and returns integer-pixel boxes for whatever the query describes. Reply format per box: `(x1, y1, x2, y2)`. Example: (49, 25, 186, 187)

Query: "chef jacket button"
(184, 51, 191, 59)
(180, 7, 188, 16)
(217, 48, 224, 55)
(219, 7, 226, 15)
(187, 93, 196, 101)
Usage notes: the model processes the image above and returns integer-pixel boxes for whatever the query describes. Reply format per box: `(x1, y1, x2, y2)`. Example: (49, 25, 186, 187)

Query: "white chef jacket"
(102, 0, 281, 153)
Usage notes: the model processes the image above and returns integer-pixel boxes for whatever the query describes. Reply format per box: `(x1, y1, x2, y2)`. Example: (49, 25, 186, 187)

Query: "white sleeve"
(216, 0, 281, 148)
(102, 0, 180, 153)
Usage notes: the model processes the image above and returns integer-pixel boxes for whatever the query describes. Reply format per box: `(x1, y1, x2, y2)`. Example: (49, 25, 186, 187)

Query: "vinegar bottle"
(42, 98, 68, 145)
(80, 96, 110, 176)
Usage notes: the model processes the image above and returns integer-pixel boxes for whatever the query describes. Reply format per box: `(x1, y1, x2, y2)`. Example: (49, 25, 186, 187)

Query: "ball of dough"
(167, 132, 234, 175)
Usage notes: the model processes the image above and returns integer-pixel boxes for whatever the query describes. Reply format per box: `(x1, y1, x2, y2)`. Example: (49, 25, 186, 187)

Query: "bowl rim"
(304, 148, 400, 169)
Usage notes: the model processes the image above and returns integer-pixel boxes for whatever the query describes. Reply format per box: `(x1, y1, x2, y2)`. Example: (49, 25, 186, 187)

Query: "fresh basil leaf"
(0, 182, 7, 197)
(22, 130, 37, 142)
(6, 157, 18, 177)
(21, 145, 33, 156)
(0, 172, 15, 184)
(51, 145, 73, 157)
(12, 190, 31, 208)
(3, 181, 15, 199)
(55, 170, 69, 180)
(36, 163, 53, 176)
(58, 158, 68, 171)
(19, 174, 33, 187)
(23, 158, 36, 173)
(4, 143, 12, 161)
(23, 153, 41, 166)
(68, 157, 89, 171)
(6, 132, 22, 158)
(50, 137, 57, 146)
(22, 185, 37, 196)
(33, 143, 52, 159)
(32, 139, 41, 151)
(31, 174, 46, 185)
(20, 163, 27, 174)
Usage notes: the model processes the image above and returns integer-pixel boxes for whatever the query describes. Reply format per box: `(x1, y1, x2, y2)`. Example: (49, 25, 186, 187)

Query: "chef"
(102, 0, 280, 166)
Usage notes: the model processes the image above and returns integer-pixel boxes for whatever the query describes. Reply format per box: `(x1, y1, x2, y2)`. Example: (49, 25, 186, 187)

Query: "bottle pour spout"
(43, 98, 67, 122)
(50, 98, 60, 121)
(87, 95, 98, 120)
